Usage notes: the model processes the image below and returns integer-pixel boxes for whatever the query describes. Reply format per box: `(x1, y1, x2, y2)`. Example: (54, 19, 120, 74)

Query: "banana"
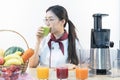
(19, 56, 24, 64)
(14, 51, 22, 56)
(4, 54, 19, 61)
(4, 58, 22, 66)
(4, 54, 24, 64)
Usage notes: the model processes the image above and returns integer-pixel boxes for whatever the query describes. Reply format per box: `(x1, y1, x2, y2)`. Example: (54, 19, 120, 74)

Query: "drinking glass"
(76, 65, 88, 80)
(43, 26, 50, 36)
(56, 66, 68, 80)
(111, 58, 120, 77)
(76, 49, 89, 80)
(109, 49, 120, 77)
(36, 67, 49, 80)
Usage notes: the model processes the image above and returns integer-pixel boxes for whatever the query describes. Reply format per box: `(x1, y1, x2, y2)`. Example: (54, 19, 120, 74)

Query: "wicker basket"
(0, 29, 29, 73)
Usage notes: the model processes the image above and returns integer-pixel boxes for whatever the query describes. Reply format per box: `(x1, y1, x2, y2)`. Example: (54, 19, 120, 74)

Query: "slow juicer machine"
(89, 13, 114, 75)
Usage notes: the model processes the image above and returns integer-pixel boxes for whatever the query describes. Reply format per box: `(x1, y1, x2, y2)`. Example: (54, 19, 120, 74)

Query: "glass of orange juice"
(76, 49, 90, 80)
(76, 53, 89, 80)
(76, 67, 88, 80)
(36, 66, 49, 80)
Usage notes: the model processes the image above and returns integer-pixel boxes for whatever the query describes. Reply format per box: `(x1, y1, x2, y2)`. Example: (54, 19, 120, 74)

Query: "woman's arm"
(29, 40, 41, 68)
(29, 27, 44, 68)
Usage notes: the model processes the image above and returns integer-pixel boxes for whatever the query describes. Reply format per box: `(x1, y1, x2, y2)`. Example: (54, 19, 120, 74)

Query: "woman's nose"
(45, 21, 50, 26)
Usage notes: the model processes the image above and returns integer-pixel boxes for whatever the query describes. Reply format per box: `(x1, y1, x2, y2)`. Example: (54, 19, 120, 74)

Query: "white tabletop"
(26, 67, 120, 80)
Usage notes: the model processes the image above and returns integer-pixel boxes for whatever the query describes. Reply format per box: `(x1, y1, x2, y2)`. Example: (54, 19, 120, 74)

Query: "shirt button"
(51, 47, 54, 49)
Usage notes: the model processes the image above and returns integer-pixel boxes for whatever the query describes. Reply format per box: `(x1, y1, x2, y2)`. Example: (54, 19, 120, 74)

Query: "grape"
(1, 65, 21, 80)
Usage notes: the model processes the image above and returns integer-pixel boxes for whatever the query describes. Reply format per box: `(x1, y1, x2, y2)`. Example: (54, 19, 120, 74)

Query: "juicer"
(89, 13, 114, 75)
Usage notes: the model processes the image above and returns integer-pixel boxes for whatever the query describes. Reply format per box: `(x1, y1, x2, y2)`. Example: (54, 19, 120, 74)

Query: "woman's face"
(45, 10, 65, 34)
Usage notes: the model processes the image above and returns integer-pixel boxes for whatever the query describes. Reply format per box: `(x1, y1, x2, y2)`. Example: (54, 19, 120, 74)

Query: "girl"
(29, 5, 83, 68)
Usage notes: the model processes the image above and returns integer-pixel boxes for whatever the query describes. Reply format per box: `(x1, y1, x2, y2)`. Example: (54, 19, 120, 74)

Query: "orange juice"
(37, 67, 49, 79)
(76, 68, 88, 80)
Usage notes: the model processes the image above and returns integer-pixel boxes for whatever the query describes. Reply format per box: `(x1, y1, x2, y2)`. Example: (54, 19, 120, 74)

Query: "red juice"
(56, 67, 68, 79)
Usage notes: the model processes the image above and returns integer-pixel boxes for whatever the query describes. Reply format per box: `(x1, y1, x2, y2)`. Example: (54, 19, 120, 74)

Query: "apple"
(0, 57, 5, 65)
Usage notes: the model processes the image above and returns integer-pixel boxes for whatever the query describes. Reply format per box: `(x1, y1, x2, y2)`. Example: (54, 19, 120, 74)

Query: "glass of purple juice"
(56, 66, 68, 80)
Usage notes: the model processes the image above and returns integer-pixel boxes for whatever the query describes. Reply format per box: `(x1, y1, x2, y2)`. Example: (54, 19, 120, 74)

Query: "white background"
(0, 0, 119, 50)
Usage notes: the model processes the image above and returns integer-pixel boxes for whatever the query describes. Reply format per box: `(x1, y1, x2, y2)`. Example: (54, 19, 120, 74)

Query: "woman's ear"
(61, 19, 66, 25)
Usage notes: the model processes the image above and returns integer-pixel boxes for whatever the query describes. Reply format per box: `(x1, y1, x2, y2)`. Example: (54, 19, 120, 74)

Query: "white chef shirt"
(38, 33, 83, 68)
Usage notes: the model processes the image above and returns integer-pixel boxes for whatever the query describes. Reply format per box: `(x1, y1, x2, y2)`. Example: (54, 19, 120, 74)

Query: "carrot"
(22, 48, 34, 62)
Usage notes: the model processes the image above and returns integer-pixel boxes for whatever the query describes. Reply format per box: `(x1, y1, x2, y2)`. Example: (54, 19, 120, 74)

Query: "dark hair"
(46, 5, 79, 65)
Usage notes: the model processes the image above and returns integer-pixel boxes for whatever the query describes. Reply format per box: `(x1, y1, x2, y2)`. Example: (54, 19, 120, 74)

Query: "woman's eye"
(49, 19, 55, 21)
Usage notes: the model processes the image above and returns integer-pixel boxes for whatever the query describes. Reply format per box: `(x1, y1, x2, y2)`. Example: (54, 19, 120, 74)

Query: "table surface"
(26, 68, 120, 80)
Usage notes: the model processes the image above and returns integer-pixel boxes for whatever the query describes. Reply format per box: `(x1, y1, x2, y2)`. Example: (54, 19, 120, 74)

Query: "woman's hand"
(56, 63, 77, 70)
(64, 63, 77, 70)
(36, 27, 44, 41)
(53, 63, 77, 71)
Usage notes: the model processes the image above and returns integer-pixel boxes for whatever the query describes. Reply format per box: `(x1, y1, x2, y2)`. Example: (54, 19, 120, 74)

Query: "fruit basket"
(0, 29, 31, 74)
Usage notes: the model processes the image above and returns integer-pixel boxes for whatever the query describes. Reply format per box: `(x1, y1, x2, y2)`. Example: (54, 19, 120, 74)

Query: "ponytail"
(67, 19, 79, 65)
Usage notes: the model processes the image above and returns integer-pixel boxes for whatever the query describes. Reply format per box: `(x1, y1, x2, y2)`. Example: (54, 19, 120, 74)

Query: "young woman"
(29, 5, 82, 68)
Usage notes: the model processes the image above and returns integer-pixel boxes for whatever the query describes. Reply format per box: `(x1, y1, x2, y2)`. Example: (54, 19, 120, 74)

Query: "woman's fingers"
(36, 27, 44, 38)
(65, 64, 77, 70)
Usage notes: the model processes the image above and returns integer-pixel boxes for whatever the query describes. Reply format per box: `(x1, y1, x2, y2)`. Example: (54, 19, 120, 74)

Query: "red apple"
(0, 57, 5, 65)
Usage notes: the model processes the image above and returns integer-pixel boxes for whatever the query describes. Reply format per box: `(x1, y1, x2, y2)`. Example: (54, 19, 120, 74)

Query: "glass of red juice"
(56, 67, 68, 79)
